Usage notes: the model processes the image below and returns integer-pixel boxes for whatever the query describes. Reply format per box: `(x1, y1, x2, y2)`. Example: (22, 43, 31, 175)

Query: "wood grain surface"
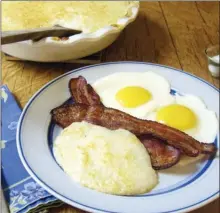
(1, 2, 219, 213)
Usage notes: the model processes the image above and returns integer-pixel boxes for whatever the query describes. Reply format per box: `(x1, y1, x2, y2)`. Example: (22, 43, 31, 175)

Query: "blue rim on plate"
(17, 62, 220, 213)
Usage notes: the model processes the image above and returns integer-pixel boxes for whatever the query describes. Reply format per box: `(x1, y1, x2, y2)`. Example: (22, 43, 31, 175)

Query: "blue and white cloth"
(1, 85, 63, 213)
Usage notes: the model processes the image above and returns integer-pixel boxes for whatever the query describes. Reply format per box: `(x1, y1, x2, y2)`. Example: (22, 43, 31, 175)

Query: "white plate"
(17, 62, 219, 213)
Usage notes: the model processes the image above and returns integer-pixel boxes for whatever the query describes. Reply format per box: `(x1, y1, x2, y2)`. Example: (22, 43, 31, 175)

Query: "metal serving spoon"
(1, 26, 82, 45)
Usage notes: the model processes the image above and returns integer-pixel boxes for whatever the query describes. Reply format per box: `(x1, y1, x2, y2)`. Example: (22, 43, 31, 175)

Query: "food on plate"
(52, 75, 217, 170)
(92, 72, 174, 119)
(139, 135, 181, 170)
(147, 94, 218, 143)
(2, 1, 137, 32)
(54, 121, 158, 195)
(147, 94, 219, 165)
(68, 76, 103, 106)
(51, 103, 216, 157)
(59, 76, 181, 169)
(51, 73, 218, 194)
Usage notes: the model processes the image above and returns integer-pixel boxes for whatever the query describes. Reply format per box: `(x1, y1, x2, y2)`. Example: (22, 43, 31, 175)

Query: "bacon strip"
(51, 104, 217, 157)
(68, 76, 102, 105)
(139, 136, 181, 170)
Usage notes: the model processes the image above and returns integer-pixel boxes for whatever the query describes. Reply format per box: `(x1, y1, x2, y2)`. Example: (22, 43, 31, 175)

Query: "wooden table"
(2, 1, 219, 213)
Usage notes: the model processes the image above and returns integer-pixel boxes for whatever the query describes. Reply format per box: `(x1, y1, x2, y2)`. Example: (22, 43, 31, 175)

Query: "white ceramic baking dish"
(2, 3, 139, 62)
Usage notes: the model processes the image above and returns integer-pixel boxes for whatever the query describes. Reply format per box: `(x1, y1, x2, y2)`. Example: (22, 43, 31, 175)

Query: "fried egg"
(54, 121, 158, 195)
(147, 94, 218, 166)
(92, 72, 174, 119)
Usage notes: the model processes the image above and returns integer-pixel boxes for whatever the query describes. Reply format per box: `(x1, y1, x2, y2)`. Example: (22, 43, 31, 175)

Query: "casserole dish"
(2, 1, 139, 62)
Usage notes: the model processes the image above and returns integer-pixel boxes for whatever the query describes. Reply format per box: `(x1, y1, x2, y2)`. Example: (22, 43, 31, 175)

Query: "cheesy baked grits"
(2, 1, 138, 32)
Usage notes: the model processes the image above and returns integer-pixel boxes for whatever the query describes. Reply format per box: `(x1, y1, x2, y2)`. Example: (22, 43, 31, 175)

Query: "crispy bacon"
(139, 135, 181, 170)
(51, 104, 217, 157)
(51, 103, 88, 127)
(68, 76, 102, 105)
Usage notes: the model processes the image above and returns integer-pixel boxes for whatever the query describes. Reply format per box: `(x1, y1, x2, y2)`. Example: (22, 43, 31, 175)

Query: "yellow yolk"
(116, 86, 152, 108)
(156, 104, 197, 131)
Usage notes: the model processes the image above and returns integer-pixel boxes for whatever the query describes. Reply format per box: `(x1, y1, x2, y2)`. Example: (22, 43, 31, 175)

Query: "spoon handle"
(1, 26, 81, 45)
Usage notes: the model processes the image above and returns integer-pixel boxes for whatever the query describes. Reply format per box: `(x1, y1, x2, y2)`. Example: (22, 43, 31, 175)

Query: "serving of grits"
(54, 122, 158, 195)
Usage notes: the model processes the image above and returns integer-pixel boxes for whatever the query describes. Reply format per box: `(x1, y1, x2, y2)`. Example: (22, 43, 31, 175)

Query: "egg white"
(92, 72, 174, 119)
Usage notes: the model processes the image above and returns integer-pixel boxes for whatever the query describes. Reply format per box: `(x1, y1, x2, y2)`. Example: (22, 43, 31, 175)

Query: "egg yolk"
(115, 86, 152, 108)
(156, 104, 197, 131)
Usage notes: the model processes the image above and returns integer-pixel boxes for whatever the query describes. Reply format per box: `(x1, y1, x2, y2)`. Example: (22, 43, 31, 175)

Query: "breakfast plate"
(17, 62, 219, 213)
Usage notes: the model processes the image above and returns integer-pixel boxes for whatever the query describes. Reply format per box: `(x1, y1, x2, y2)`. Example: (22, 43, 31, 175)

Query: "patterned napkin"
(1, 85, 63, 213)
